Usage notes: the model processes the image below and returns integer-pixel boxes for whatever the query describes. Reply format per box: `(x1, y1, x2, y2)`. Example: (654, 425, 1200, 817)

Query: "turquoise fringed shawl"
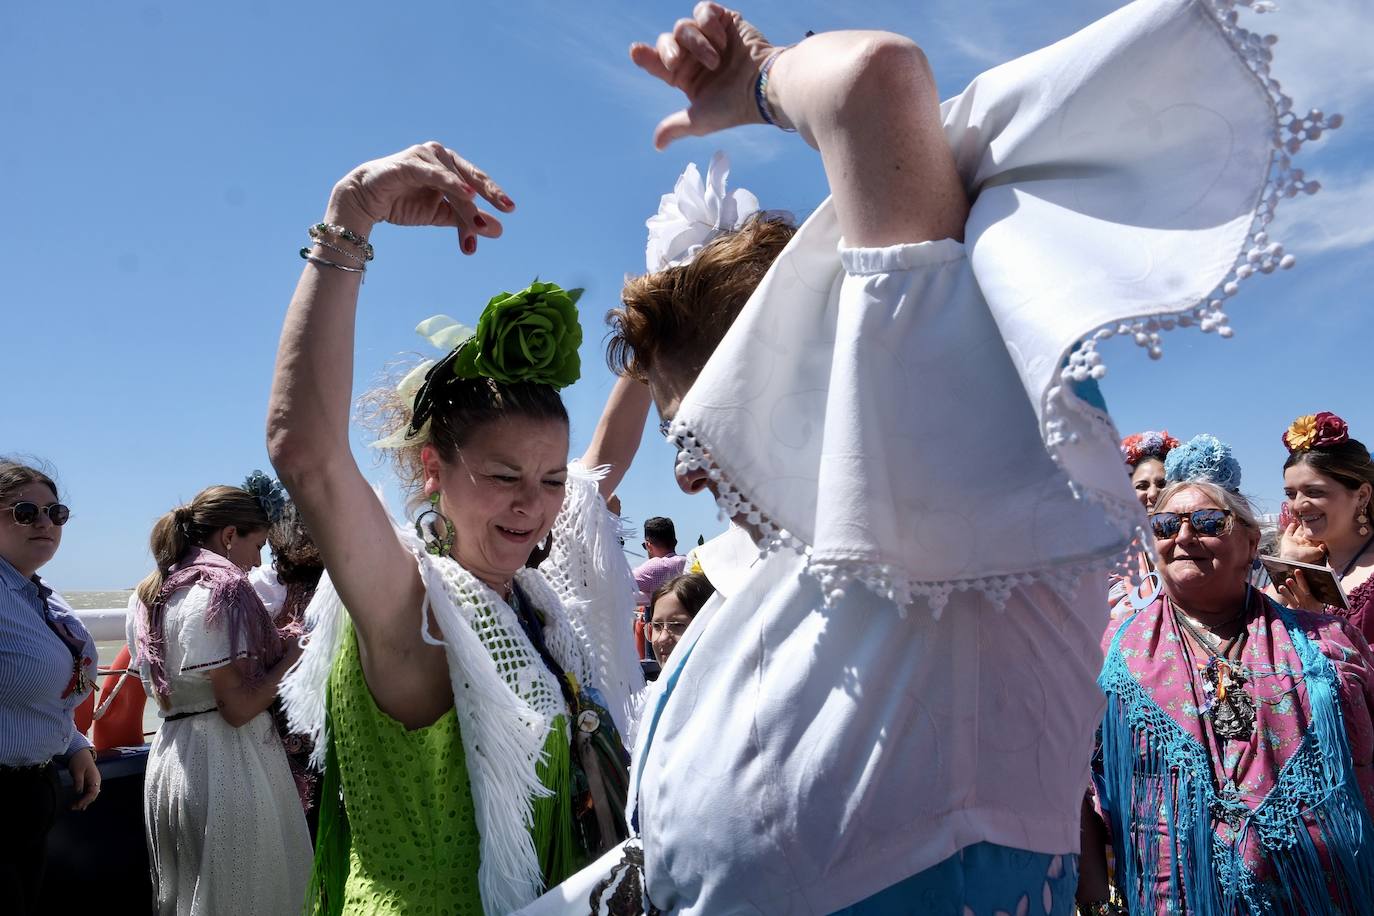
(1099, 601, 1374, 915)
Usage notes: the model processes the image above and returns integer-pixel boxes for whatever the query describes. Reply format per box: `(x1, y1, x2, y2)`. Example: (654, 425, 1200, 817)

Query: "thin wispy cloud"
(1274, 167, 1374, 255)
(1264, 0, 1374, 118)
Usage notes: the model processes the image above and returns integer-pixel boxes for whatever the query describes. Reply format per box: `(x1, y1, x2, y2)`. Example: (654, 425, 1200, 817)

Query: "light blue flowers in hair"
(1164, 434, 1242, 493)
(242, 470, 288, 524)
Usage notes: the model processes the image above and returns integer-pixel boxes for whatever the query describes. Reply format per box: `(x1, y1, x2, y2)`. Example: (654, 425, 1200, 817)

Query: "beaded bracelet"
(754, 49, 796, 132)
(300, 250, 367, 277)
(309, 222, 375, 261)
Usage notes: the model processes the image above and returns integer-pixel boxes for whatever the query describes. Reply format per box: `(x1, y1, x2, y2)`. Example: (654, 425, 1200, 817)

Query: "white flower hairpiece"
(645, 151, 761, 271)
(370, 314, 474, 450)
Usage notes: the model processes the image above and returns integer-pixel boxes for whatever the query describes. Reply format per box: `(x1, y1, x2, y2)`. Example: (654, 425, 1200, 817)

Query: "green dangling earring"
(415, 492, 456, 557)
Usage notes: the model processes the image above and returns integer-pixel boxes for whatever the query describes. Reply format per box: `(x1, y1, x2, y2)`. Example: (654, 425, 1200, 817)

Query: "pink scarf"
(136, 548, 285, 696)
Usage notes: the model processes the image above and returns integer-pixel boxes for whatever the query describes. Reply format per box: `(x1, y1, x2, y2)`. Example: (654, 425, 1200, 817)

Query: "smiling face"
(649, 592, 694, 664)
(424, 415, 570, 592)
(1155, 486, 1259, 613)
(0, 481, 63, 577)
(1284, 462, 1371, 545)
(1130, 458, 1167, 511)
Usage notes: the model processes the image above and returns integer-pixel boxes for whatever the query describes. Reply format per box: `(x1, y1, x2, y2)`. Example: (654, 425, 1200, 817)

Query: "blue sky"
(4, 0, 1369, 589)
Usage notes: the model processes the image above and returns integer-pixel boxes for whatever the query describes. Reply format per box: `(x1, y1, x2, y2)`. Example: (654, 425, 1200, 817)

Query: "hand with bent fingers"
(630, 2, 776, 149)
(68, 747, 101, 811)
(326, 141, 513, 256)
(1278, 521, 1326, 565)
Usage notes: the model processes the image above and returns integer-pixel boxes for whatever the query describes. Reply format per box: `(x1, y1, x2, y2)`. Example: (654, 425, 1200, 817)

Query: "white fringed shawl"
(280, 464, 643, 916)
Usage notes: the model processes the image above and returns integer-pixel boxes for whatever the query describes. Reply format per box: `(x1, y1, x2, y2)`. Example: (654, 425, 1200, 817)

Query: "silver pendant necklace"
(1173, 596, 1257, 744)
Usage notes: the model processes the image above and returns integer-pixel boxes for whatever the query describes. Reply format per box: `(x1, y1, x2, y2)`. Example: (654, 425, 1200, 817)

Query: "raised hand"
(327, 142, 513, 255)
(630, 2, 775, 149)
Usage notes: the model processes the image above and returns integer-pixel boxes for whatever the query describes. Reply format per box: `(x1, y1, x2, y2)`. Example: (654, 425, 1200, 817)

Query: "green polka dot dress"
(305, 622, 578, 915)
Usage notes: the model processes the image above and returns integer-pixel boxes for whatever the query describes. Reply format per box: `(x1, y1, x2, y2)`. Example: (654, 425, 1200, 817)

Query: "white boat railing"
(75, 607, 129, 643)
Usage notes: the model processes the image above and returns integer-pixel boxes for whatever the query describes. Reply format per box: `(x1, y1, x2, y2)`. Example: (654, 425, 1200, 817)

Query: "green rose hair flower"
(401, 281, 584, 442)
(453, 280, 583, 388)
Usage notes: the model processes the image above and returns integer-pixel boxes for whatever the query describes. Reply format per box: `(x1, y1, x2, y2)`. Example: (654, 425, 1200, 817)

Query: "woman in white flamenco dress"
(516, 0, 1343, 913)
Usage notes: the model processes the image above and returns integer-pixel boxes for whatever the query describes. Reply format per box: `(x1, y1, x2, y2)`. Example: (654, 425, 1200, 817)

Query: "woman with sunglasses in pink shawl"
(1085, 437, 1374, 914)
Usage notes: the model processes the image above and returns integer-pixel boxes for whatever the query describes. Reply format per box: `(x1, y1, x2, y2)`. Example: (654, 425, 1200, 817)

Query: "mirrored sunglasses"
(1148, 508, 1231, 539)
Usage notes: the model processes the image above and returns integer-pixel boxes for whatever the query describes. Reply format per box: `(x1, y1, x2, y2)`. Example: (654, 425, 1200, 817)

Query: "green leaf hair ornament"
(371, 280, 584, 450)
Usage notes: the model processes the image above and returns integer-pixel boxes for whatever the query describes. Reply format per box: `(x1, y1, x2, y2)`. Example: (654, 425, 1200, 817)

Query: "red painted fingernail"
(464, 237, 476, 253)
(473, 214, 487, 228)
(499, 194, 514, 209)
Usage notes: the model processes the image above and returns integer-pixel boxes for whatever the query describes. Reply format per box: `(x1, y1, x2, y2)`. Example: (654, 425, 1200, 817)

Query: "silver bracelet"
(308, 238, 367, 266)
(299, 251, 367, 277)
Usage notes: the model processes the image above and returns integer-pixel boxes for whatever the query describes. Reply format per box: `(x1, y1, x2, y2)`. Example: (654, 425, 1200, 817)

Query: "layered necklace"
(1173, 587, 1257, 743)
(1172, 586, 1260, 829)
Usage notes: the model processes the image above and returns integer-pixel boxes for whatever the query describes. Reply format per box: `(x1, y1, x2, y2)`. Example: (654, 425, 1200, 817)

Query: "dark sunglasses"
(1148, 508, 1232, 539)
(9, 501, 71, 526)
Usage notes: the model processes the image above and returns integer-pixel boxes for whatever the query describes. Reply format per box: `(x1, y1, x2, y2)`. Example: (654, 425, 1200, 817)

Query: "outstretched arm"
(580, 375, 653, 501)
(631, 3, 968, 248)
(266, 143, 511, 723)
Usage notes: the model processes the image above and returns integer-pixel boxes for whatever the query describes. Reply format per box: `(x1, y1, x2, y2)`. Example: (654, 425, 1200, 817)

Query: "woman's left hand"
(630, 2, 774, 149)
(68, 748, 100, 810)
(1278, 522, 1326, 565)
(1275, 568, 1327, 614)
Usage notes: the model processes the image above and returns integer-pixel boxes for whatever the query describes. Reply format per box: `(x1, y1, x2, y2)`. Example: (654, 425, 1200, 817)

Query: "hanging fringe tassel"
(303, 704, 350, 916)
(531, 715, 580, 887)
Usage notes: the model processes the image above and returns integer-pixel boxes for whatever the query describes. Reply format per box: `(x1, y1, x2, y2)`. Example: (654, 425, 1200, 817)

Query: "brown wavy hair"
(1284, 438, 1374, 501)
(650, 571, 716, 620)
(607, 215, 796, 381)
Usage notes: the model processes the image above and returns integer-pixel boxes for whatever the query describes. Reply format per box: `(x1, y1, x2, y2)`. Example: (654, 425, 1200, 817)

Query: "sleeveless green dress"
(304, 622, 579, 915)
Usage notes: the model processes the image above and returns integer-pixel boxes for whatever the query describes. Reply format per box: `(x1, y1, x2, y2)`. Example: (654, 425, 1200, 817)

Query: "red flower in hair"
(1311, 411, 1350, 448)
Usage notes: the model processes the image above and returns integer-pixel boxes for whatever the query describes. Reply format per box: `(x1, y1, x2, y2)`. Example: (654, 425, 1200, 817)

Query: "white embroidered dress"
(281, 465, 643, 916)
(622, 0, 1338, 912)
(126, 587, 312, 916)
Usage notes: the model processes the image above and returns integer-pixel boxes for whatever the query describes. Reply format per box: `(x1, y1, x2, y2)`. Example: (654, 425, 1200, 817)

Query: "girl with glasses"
(647, 573, 715, 667)
(0, 459, 100, 916)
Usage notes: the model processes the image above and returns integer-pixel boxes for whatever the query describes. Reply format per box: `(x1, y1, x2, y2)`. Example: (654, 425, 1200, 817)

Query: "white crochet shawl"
(280, 464, 642, 916)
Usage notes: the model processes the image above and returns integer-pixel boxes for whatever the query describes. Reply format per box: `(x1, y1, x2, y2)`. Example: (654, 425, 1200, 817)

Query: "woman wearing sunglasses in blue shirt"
(0, 459, 100, 916)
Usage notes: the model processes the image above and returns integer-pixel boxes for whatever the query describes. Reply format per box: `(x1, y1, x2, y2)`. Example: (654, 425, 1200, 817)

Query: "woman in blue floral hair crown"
(270, 147, 643, 916)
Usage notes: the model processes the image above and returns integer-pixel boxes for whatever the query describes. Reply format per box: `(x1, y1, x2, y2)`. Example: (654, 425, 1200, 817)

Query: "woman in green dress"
(270, 144, 647, 915)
